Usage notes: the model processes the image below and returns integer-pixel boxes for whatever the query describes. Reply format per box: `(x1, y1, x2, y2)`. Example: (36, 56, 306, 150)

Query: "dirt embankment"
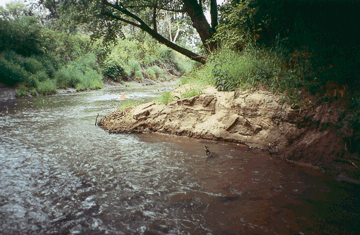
(99, 84, 360, 179)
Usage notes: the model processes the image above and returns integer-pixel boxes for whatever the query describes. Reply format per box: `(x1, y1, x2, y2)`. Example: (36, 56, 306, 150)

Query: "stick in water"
(95, 114, 99, 126)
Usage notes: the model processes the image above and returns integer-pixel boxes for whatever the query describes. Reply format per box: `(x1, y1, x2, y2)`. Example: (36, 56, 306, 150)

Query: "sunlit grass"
(154, 91, 173, 104)
(117, 99, 142, 110)
(181, 87, 203, 98)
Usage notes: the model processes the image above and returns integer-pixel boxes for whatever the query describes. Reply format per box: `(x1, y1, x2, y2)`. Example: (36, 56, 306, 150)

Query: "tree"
(38, 0, 219, 64)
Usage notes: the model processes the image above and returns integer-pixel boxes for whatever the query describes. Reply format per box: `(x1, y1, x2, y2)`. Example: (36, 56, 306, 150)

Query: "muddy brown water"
(0, 85, 359, 235)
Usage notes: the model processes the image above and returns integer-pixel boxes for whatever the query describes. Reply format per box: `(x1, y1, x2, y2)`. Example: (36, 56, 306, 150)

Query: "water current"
(0, 84, 359, 235)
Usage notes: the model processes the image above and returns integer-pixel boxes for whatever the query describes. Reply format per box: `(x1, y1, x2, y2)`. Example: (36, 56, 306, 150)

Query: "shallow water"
(0, 84, 359, 235)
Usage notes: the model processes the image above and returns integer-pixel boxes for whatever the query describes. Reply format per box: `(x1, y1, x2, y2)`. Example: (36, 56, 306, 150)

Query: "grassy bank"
(0, 2, 194, 97)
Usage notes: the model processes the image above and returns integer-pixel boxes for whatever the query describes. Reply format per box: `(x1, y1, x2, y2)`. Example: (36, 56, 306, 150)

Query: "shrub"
(31, 70, 49, 83)
(145, 67, 156, 80)
(151, 65, 163, 76)
(75, 69, 103, 91)
(0, 56, 29, 85)
(23, 57, 44, 74)
(55, 67, 81, 88)
(134, 70, 143, 81)
(37, 79, 57, 95)
(156, 91, 173, 104)
(211, 46, 285, 91)
(15, 83, 29, 97)
(102, 61, 126, 80)
(128, 59, 141, 73)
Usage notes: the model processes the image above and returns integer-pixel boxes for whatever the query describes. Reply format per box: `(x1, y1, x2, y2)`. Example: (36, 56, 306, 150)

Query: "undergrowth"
(155, 91, 174, 105)
(103, 38, 195, 82)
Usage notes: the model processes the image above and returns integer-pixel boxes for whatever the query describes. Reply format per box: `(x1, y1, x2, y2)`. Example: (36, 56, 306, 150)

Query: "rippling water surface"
(0, 84, 359, 235)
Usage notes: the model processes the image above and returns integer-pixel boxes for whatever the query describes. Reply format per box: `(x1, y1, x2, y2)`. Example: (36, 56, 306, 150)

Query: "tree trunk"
(183, 0, 217, 52)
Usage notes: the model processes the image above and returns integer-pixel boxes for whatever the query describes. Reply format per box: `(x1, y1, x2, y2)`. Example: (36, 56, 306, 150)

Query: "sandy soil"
(99, 84, 360, 180)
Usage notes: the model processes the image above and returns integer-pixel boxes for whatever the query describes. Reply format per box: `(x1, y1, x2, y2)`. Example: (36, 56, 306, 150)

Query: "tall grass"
(103, 38, 196, 81)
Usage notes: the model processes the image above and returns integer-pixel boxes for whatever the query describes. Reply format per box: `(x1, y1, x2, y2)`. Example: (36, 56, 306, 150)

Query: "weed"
(37, 79, 57, 95)
(155, 91, 173, 104)
(118, 99, 142, 110)
(181, 87, 203, 98)
(15, 84, 29, 97)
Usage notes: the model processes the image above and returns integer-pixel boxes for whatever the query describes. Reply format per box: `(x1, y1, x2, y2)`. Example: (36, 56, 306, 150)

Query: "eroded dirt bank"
(99, 84, 360, 179)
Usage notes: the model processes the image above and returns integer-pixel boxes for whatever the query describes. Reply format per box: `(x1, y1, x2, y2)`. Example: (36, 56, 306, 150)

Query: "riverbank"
(0, 77, 163, 99)
(99, 84, 360, 180)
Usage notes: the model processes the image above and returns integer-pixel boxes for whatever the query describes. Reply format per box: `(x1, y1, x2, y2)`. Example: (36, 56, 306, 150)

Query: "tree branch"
(101, 0, 206, 63)
(102, 11, 140, 27)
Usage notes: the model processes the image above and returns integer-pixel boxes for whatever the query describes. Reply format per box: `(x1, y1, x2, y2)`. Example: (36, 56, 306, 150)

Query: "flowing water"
(0, 84, 359, 235)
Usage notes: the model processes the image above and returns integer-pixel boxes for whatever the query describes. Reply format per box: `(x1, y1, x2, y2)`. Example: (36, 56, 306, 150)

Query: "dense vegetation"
(0, 1, 193, 97)
(1, 0, 359, 152)
(178, 0, 360, 154)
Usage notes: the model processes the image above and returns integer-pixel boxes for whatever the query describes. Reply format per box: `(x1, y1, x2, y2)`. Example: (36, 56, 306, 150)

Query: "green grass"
(155, 91, 174, 104)
(118, 99, 142, 110)
(181, 87, 203, 98)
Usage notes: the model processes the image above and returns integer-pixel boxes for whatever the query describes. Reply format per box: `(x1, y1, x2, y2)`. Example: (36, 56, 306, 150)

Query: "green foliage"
(102, 61, 125, 81)
(181, 87, 203, 99)
(0, 55, 29, 85)
(103, 38, 194, 81)
(215, 0, 259, 50)
(37, 79, 57, 95)
(134, 71, 143, 81)
(209, 46, 298, 93)
(179, 63, 214, 88)
(15, 84, 29, 97)
(128, 59, 141, 73)
(55, 53, 103, 90)
(118, 100, 142, 110)
(174, 55, 193, 74)
(151, 65, 163, 76)
(156, 91, 173, 105)
(0, 17, 44, 56)
(75, 69, 103, 91)
(145, 67, 156, 80)
(23, 57, 45, 74)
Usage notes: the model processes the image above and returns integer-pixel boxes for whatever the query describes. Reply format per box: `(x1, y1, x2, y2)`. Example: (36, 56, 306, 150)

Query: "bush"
(37, 79, 57, 95)
(23, 57, 44, 74)
(102, 61, 126, 80)
(145, 67, 156, 80)
(54, 53, 103, 89)
(55, 67, 80, 88)
(0, 56, 29, 85)
(134, 70, 143, 81)
(15, 83, 29, 97)
(128, 59, 141, 73)
(210, 46, 285, 91)
(31, 70, 49, 83)
(156, 91, 173, 104)
(75, 69, 103, 91)
(151, 65, 163, 76)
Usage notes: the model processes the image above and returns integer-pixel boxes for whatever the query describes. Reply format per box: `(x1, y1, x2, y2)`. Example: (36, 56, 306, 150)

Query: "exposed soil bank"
(98, 84, 359, 179)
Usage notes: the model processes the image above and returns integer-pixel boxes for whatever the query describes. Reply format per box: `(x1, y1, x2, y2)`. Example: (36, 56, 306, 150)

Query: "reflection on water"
(0, 85, 359, 234)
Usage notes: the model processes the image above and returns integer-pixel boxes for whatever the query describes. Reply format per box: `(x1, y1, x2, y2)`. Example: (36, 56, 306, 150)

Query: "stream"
(0, 83, 359, 235)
